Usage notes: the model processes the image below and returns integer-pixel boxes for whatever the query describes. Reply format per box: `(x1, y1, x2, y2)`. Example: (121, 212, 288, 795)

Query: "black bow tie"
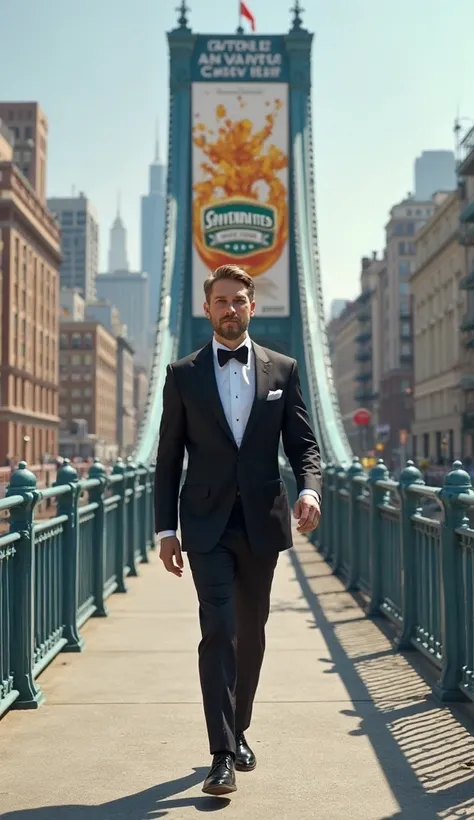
(217, 346, 249, 368)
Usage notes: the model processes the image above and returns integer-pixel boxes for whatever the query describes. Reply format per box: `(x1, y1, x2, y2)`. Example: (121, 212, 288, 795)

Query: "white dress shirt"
(157, 334, 319, 541)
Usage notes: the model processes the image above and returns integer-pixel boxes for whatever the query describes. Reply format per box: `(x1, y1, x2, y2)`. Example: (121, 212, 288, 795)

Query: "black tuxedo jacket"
(154, 340, 321, 556)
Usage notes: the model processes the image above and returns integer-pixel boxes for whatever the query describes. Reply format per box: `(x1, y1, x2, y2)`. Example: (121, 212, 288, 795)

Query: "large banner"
(191, 81, 289, 317)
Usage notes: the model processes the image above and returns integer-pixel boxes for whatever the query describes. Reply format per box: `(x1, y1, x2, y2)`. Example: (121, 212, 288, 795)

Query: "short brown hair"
(204, 264, 255, 303)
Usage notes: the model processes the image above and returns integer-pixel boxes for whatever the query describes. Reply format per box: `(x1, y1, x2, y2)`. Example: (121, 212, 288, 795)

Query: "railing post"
(332, 466, 346, 574)
(112, 457, 127, 593)
(125, 457, 139, 577)
(434, 461, 473, 701)
(395, 460, 424, 651)
(321, 463, 334, 559)
(367, 458, 389, 615)
(315, 463, 329, 554)
(137, 463, 150, 563)
(7, 462, 44, 709)
(346, 457, 364, 591)
(88, 458, 108, 617)
(54, 459, 84, 653)
(328, 464, 344, 566)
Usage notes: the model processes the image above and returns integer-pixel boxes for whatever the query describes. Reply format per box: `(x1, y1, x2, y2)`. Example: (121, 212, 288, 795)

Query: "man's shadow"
(0, 768, 230, 819)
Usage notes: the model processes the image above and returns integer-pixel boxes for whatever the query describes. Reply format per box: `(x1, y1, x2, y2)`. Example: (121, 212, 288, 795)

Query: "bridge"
(2, 5, 474, 817)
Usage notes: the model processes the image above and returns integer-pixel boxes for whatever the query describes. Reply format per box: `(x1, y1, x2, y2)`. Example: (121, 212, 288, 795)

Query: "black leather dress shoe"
(235, 731, 257, 772)
(202, 752, 237, 795)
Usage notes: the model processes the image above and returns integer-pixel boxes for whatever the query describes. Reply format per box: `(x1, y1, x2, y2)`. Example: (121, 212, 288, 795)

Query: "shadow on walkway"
(0, 769, 229, 820)
(289, 542, 474, 820)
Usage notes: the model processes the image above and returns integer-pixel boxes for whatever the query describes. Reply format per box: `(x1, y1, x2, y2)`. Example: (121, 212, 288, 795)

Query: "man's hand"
(293, 494, 321, 534)
(159, 535, 184, 577)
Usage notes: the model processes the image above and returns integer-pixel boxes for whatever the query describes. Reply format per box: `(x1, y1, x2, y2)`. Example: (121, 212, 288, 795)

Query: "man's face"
(204, 278, 256, 342)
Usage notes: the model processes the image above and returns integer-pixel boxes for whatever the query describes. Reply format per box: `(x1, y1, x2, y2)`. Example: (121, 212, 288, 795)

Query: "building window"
(71, 404, 81, 414)
(399, 261, 411, 278)
(72, 333, 81, 348)
(60, 334, 68, 349)
(401, 342, 411, 356)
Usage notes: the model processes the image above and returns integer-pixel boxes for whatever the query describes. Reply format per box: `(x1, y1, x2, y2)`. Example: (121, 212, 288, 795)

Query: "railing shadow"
(289, 540, 474, 819)
(0, 769, 230, 819)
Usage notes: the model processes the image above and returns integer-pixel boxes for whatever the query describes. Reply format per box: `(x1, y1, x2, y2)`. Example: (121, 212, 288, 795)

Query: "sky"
(1, 0, 473, 311)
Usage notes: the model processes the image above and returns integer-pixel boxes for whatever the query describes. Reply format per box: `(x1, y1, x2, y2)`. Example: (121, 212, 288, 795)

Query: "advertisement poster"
(191, 81, 289, 317)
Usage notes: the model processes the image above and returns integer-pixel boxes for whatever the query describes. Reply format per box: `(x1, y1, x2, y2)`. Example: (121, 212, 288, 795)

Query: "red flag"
(240, 1, 256, 31)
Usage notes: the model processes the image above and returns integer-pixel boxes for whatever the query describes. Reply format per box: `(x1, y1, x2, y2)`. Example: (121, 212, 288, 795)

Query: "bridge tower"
(135, 3, 352, 466)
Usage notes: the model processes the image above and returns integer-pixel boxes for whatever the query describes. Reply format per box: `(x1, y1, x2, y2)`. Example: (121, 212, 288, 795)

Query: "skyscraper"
(141, 131, 166, 328)
(95, 271, 149, 368)
(108, 197, 129, 273)
(414, 151, 456, 201)
(0, 102, 48, 202)
(48, 193, 99, 301)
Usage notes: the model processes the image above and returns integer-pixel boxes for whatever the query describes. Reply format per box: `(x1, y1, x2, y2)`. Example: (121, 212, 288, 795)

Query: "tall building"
(134, 366, 149, 436)
(327, 301, 360, 451)
(47, 193, 99, 302)
(329, 298, 349, 321)
(0, 102, 48, 202)
(354, 253, 385, 444)
(60, 287, 85, 321)
(411, 191, 465, 463)
(58, 322, 118, 461)
(85, 300, 126, 338)
(414, 150, 456, 202)
(116, 336, 135, 456)
(456, 125, 474, 457)
(0, 162, 61, 463)
(378, 196, 436, 465)
(0, 119, 14, 161)
(108, 200, 129, 273)
(96, 271, 149, 367)
(141, 133, 166, 328)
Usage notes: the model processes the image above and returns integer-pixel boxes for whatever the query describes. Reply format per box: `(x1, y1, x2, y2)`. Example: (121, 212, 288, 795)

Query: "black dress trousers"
(187, 497, 278, 755)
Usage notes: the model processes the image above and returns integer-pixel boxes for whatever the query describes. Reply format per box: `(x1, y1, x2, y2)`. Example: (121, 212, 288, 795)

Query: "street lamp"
(23, 435, 30, 463)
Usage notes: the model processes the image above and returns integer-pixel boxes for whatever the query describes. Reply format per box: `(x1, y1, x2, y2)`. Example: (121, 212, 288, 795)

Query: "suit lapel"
(192, 342, 237, 447)
(241, 343, 272, 447)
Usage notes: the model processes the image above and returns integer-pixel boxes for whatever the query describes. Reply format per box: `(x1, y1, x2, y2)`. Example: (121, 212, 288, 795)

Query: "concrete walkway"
(1, 532, 474, 819)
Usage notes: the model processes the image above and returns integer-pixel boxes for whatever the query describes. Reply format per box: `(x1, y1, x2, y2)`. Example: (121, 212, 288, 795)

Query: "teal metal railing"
(315, 456, 474, 703)
(0, 456, 155, 719)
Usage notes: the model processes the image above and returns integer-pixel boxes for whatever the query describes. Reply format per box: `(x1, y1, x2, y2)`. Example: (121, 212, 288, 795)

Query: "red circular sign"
(353, 408, 372, 426)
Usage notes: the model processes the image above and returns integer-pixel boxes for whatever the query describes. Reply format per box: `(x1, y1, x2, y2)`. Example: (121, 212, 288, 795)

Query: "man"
(154, 264, 321, 796)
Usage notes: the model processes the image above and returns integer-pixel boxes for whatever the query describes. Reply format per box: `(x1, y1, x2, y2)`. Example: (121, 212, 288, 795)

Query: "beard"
(211, 314, 248, 341)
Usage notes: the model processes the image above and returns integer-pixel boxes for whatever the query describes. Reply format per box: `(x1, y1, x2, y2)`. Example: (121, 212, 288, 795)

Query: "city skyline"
(1, 0, 471, 310)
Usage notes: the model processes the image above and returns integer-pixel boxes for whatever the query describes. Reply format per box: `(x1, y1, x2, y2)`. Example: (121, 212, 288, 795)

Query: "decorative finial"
(290, 0, 304, 31)
(176, 1, 190, 30)
(116, 190, 121, 217)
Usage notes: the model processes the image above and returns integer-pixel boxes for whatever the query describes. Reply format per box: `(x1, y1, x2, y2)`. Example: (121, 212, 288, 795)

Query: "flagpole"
(237, 0, 243, 33)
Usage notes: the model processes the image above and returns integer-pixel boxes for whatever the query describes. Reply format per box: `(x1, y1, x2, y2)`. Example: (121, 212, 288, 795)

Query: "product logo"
(202, 200, 276, 256)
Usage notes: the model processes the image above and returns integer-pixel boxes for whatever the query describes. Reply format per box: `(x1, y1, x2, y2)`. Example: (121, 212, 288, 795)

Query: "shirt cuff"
(157, 530, 176, 540)
(298, 489, 320, 505)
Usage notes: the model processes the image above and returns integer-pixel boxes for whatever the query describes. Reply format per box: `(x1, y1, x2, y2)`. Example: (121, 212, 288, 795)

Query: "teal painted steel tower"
(135, 3, 352, 467)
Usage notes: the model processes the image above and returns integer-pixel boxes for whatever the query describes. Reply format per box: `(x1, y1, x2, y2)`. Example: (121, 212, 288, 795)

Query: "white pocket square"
(266, 389, 283, 402)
